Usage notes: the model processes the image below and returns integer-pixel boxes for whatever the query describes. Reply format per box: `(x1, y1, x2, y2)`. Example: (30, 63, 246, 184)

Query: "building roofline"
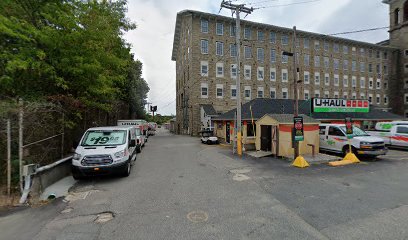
(172, 9, 395, 61)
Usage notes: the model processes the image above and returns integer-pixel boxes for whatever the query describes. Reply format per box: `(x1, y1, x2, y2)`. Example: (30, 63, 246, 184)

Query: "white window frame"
(304, 90, 310, 100)
(334, 74, 339, 87)
(304, 71, 310, 84)
(376, 79, 381, 89)
(257, 48, 264, 62)
(314, 56, 320, 67)
(244, 86, 251, 100)
(244, 65, 251, 80)
(201, 39, 208, 54)
(201, 19, 208, 33)
(244, 46, 252, 59)
(324, 91, 330, 98)
(282, 69, 288, 82)
(352, 76, 356, 87)
(343, 92, 348, 99)
(376, 94, 381, 105)
(384, 95, 388, 105)
(200, 61, 208, 77)
(334, 91, 339, 99)
(270, 87, 276, 99)
(360, 93, 365, 99)
(257, 87, 264, 98)
(257, 67, 264, 81)
(216, 84, 224, 99)
(369, 77, 374, 89)
(360, 77, 366, 89)
(369, 94, 373, 104)
(201, 83, 208, 98)
(343, 75, 348, 87)
(216, 22, 223, 35)
(216, 41, 224, 56)
(230, 85, 237, 99)
(314, 72, 320, 85)
(282, 88, 288, 99)
(270, 68, 276, 81)
(314, 90, 320, 98)
(270, 49, 276, 63)
(231, 64, 237, 78)
(216, 62, 224, 78)
(324, 73, 330, 86)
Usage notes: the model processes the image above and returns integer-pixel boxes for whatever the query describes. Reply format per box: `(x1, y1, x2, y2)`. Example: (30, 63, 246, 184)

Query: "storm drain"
(94, 212, 114, 224)
(187, 210, 208, 223)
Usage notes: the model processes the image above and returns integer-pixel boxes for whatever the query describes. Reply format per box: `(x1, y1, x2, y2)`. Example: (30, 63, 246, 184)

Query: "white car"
(200, 131, 219, 145)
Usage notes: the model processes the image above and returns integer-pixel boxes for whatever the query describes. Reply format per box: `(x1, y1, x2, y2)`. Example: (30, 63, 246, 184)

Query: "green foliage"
(0, 0, 148, 116)
(145, 114, 175, 125)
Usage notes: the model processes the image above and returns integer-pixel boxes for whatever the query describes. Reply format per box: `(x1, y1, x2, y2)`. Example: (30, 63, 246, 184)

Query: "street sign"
(312, 98, 369, 113)
(293, 116, 304, 142)
(345, 117, 353, 139)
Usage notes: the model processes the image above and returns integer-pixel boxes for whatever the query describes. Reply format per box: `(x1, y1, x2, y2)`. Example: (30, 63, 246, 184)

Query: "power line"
(328, 26, 389, 36)
(254, 0, 321, 9)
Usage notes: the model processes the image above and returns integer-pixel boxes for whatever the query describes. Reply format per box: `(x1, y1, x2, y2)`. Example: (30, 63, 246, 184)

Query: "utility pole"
(220, 0, 253, 156)
(6, 119, 11, 196)
(18, 98, 23, 193)
(292, 26, 299, 159)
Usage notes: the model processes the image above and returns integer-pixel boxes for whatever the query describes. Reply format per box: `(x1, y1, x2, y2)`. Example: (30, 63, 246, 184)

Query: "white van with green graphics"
(319, 124, 387, 157)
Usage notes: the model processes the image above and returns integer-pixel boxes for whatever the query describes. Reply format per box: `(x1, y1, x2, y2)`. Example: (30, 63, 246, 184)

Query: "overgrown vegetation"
(0, 0, 149, 191)
(0, 0, 148, 116)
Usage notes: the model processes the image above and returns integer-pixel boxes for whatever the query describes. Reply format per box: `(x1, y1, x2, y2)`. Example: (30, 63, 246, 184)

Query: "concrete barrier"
(29, 156, 73, 203)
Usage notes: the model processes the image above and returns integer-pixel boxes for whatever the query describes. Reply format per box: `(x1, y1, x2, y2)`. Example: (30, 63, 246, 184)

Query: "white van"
(117, 120, 146, 152)
(319, 124, 387, 157)
(71, 126, 137, 179)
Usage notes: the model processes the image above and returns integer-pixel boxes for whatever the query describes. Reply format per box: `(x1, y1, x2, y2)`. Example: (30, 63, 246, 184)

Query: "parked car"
(71, 126, 137, 179)
(148, 122, 157, 136)
(117, 120, 146, 152)
(319, 124, 387, 157)
(367, 123, 408, 148)
(200, 130, 219, 144)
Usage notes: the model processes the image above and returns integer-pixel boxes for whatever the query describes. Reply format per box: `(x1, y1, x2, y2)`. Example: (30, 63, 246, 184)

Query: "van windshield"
(81, 130, 127, 146)
(134, 128, 141, 136)
(339, 126, 369, 137)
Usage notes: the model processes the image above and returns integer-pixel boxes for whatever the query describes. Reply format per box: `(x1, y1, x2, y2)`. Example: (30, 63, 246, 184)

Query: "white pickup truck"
(319, 124, 387, 157)
(366, 122, 408, 148)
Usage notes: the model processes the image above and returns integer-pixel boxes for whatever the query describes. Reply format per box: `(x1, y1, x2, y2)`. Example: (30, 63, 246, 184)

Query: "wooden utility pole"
(220, 0, 253, 156)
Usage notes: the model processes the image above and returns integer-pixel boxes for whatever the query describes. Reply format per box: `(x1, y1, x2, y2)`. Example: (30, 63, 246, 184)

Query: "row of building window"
(200, 62, 387, 89)
(200, 83, 388, 104)
(200, 19, 389, 59)
(200, 40, 388, 74)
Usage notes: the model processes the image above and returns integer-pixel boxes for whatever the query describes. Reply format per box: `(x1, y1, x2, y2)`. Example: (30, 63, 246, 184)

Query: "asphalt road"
(1, 129, 408, 239)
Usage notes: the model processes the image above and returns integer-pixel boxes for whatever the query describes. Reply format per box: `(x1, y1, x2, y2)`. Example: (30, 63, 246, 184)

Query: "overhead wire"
(253, 0, 321, 9)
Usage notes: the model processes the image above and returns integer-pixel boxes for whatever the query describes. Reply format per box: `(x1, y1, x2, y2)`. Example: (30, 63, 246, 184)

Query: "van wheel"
(120, 160, 131, 177)
(343, 146, 356, 156)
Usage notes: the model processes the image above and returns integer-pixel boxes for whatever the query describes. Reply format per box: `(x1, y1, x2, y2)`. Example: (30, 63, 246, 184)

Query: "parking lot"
(1, 130, 408, 240)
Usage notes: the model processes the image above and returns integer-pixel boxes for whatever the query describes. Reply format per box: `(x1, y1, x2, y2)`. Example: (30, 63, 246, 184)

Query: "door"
(392, 126, 408, 147)
(271, 126, 278, 155)
(326, 126, 347, 152)
(319, 126, 329, 150)
(261, 125, 272, 151)
(226, 122, 231, 143)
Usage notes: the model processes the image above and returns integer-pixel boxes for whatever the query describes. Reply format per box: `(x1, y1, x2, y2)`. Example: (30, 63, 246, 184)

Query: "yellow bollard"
(342, 152, 360, 163)
(292, 155, 309, 168)
(237, 131, 242, 156)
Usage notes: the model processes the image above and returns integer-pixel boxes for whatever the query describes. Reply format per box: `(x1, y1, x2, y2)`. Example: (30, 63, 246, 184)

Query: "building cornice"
(172, 9, 395, 61)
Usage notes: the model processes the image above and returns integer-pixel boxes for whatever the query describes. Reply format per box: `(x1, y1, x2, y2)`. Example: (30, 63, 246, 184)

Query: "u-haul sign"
(312, 98, 369, 113)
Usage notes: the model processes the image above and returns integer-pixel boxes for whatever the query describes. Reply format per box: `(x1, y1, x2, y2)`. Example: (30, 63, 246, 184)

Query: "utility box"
(23, 164, 38, 176)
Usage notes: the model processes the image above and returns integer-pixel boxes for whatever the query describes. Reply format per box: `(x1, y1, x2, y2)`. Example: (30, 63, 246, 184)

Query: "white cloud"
(124, 0, 390, 115)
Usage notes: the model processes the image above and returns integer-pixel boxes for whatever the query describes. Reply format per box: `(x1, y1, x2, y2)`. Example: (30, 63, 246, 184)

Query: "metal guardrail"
(19, 155, 73, 204)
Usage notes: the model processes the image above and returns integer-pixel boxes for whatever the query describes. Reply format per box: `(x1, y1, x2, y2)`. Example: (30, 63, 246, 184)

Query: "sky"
(124, 0, 390, 116)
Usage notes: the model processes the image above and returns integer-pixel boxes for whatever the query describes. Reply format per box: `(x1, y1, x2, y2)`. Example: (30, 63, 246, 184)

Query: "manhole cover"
(94, 212, 114, 224)
(232, 174, 251, 181)
(187, 210, 208, 223)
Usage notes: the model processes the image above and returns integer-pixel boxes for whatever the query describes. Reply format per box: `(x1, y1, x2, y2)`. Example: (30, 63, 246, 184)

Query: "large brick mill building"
(172, 0, 408, 136)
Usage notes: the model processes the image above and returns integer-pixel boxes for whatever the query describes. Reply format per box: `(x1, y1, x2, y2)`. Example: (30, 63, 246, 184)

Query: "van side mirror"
(130, 139, 136, 147)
